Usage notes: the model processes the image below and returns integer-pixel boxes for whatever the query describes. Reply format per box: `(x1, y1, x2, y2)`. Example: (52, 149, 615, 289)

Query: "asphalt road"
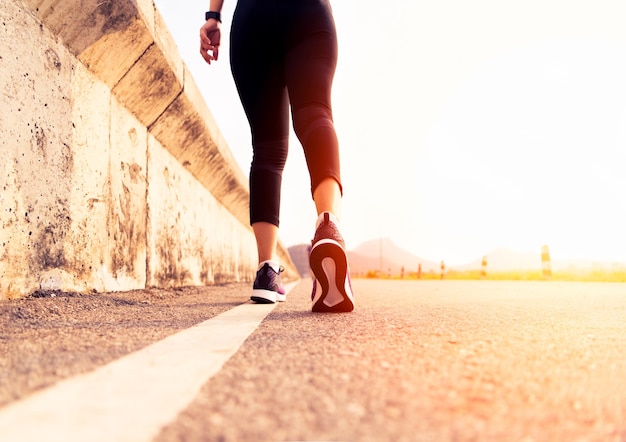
(2, 279, 626, 441)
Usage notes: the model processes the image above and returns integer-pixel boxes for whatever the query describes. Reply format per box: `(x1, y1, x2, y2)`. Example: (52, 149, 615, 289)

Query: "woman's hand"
(200, 19, 221, 64)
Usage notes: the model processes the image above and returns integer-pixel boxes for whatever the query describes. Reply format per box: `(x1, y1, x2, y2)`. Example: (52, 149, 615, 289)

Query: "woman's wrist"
(205, 11, 222, 22)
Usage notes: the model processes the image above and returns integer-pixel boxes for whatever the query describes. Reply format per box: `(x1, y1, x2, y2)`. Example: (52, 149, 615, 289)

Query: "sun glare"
(154, 0, 626, 271)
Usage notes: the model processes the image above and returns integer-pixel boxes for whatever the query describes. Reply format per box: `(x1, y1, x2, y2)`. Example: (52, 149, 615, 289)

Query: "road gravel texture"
(0, 285, 247, 408)
(2, 279, 626, 441)
(157, 280, 626, 442)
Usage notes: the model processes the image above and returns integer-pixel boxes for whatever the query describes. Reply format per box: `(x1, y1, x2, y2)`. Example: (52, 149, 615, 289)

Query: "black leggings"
(230, 0, 342, 227)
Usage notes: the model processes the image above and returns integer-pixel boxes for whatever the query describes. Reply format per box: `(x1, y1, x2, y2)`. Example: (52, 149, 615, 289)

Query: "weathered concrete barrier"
(0, 0, 297, 299)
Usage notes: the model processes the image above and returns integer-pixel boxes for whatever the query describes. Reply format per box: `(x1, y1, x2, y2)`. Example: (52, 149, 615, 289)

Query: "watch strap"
(205, 11, 222, 22)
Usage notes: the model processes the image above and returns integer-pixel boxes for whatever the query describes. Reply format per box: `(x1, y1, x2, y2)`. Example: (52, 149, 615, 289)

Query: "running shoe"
(309, 212, 354, 312)
(251, 262, 286, 304)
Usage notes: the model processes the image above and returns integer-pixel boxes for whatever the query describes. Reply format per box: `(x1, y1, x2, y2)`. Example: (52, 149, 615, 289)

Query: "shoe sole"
(251, 289, 277, 304)
(309, 240, 354, 313)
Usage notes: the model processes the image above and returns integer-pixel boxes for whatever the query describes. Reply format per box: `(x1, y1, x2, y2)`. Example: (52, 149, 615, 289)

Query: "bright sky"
(154, 0, 626, 265)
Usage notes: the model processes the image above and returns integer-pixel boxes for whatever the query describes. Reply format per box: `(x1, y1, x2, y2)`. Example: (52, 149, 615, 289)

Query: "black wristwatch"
(205, 11, 222, 22)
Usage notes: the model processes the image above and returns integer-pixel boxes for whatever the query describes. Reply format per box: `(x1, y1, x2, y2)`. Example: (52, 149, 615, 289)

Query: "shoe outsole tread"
(250, 296, 276, 304)
(310, 241, 354, 313)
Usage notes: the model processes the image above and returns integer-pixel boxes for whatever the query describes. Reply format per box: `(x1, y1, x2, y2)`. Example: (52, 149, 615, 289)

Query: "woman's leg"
(230, 2, 289, 303)
(252, 222, 279, 263)
(230, 3, 289, 263)
(284, 2, 354, 312)
(313, 177, 342, 218)
(284, 1, 343, 213)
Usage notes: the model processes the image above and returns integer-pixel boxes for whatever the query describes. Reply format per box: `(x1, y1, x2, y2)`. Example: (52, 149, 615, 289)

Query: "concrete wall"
(0, 0, 297, 299)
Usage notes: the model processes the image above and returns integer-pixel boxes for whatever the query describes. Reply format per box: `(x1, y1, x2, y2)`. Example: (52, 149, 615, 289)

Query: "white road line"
(0, 281, 298, 442)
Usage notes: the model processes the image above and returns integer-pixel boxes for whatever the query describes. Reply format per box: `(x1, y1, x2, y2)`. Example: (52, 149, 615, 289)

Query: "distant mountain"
(348, 238, 439, 276)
